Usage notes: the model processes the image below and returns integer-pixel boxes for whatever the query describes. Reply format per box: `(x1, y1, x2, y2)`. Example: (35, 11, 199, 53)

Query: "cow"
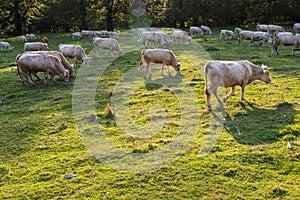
(238, 30, 255, 46)
(24, 42, 48, 51)
(81, 30, 95, 39)
(59, 44, 89, 67)
(201, 25, 212, 35)
(20, 51, 75, 77)
(267, 25, 285, 33)
(172, 30, 192, 44)
(294, 23, 300, 33)
(249, 31, 272, 47)
(256, 24, 269, 32)
(204, 60, 271, 111)
(272, 32, 300, 55)
(220, 30, 234, 40)
(234, 27, 242, 35)
(140, 31, 169, 48)
(139, 49, 181, 79)
(93, 37, 123, 58)
(0, 42, 12, 51)
(16, 53, 69, 85)
(190, 26, 203, 37)
(21, 36, 27, 43)
(26, 33, 36, 40)
(72, 32, 82, 40)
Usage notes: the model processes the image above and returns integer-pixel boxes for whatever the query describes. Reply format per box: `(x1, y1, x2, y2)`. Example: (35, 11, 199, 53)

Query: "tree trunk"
(13, 0, 22, 35)
(106, 0, 114, 31)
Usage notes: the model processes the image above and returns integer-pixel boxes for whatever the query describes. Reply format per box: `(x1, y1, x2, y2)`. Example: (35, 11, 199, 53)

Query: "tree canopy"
(0, 0, 299, 35)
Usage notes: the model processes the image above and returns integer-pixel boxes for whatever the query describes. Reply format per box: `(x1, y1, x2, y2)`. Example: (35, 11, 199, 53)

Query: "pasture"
(0, 28, 299, 199)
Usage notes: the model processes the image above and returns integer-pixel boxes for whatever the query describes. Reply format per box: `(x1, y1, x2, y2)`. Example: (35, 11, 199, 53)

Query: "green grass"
(0, 29, 299, 199)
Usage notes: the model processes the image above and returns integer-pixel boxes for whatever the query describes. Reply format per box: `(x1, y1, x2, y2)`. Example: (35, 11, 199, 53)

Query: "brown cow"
(204, 60, 271, 111)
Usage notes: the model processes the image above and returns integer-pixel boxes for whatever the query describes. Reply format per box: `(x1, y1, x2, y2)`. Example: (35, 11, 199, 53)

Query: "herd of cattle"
(2, 23, 298, 111)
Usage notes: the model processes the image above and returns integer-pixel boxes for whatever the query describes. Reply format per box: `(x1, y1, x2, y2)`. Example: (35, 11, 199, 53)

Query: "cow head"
(260, 64, 271, 84)
(174, 62, 181, 74)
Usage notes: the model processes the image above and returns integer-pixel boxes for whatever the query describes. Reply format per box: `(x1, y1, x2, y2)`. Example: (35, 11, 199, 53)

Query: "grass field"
(0, 28, 299, 199)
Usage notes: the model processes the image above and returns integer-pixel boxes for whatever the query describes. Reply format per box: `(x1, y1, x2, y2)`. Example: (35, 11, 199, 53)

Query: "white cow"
(59, 44, 89, 67)
(26, 34, 36, 40)
(234, 27, 242, 35)
(238, 30, 255, 46)
(201, 25, 212, 35)
(204, 60, 271, 111)
(267, 25, 285, 33)
(24, 42, 48, 51)
(272, 32, 300, 55)
(139, 49, 181, 79)
(72, 32, 82, 40)
(256, 24, 269, 32)
(21, 36, 27, 43)
(190, 26, 203, 37)
(293, 23, 300, 33)
(172, 30, 192, 44)
(20, 51, 75, 77)
(220, 30, 234, 40)
(16, 53, 69, 85)
(0, 42, 12, 51)
(140, 31, 169, 48)
(249, 31, 272, 47)
(93, 37, 123, 58)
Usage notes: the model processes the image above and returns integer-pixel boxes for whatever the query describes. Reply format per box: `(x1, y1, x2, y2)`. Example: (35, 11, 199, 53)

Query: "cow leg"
(32, 72, 41, 81)
(145, 63, 152, 79)
(94, 48, 99, 58)
(44, 69, 50, 84)
(240, 85, 246, 100)
(292, 46, 295, 55)
(27, 72, 35, 85)
(212, 89, 223, 109)
(160, 64, 165, 76)
(205, 88, 212, 111)
(224, 86, 235, 102)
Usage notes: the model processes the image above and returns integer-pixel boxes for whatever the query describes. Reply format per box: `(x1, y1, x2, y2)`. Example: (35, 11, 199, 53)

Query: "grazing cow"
(21, 36, 27, 43)
(72, 32, 82, 40)
(59, 44, 89, 67)
(256, 24, 269, 32)
(294, 23, 300, 33)
(0, 42, 12, 51)
(24, 42, 48, 51)
(190, 26, 203, 37)
(201, 25, 212, 35)
(93, 37, 123, 58)
(238, 30, 255, 46)
(140, 31, 169, 48)
(220, 30, 234, 40)
(16, 54, 69, 85)
(81, 30, 95, 39)
(172, 30, 192, 44)
(26, 34, 36, 40)
(267, 25, 285, 33)
(139, 49, 181, 79)
(272, 32, 300, 55)
(20, 51, 75, 77)
(234, 27, 242, 35)
(250, 31, 272, 47)
(204, 60, 271, 111)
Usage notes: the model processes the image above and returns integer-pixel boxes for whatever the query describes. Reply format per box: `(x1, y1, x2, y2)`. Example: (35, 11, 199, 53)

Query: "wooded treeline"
(0, 0, 299, 35)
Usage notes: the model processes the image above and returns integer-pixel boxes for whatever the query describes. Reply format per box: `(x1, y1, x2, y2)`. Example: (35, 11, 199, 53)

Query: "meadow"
(0, 28, 299, 199)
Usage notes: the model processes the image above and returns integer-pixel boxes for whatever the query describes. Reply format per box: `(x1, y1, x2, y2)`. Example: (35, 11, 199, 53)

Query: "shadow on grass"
(145, 74, 183, 90)
(224, 102, 297, 145)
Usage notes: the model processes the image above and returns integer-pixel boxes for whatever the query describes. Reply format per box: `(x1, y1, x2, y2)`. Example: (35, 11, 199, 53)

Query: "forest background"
(0, 0, 300, 36)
